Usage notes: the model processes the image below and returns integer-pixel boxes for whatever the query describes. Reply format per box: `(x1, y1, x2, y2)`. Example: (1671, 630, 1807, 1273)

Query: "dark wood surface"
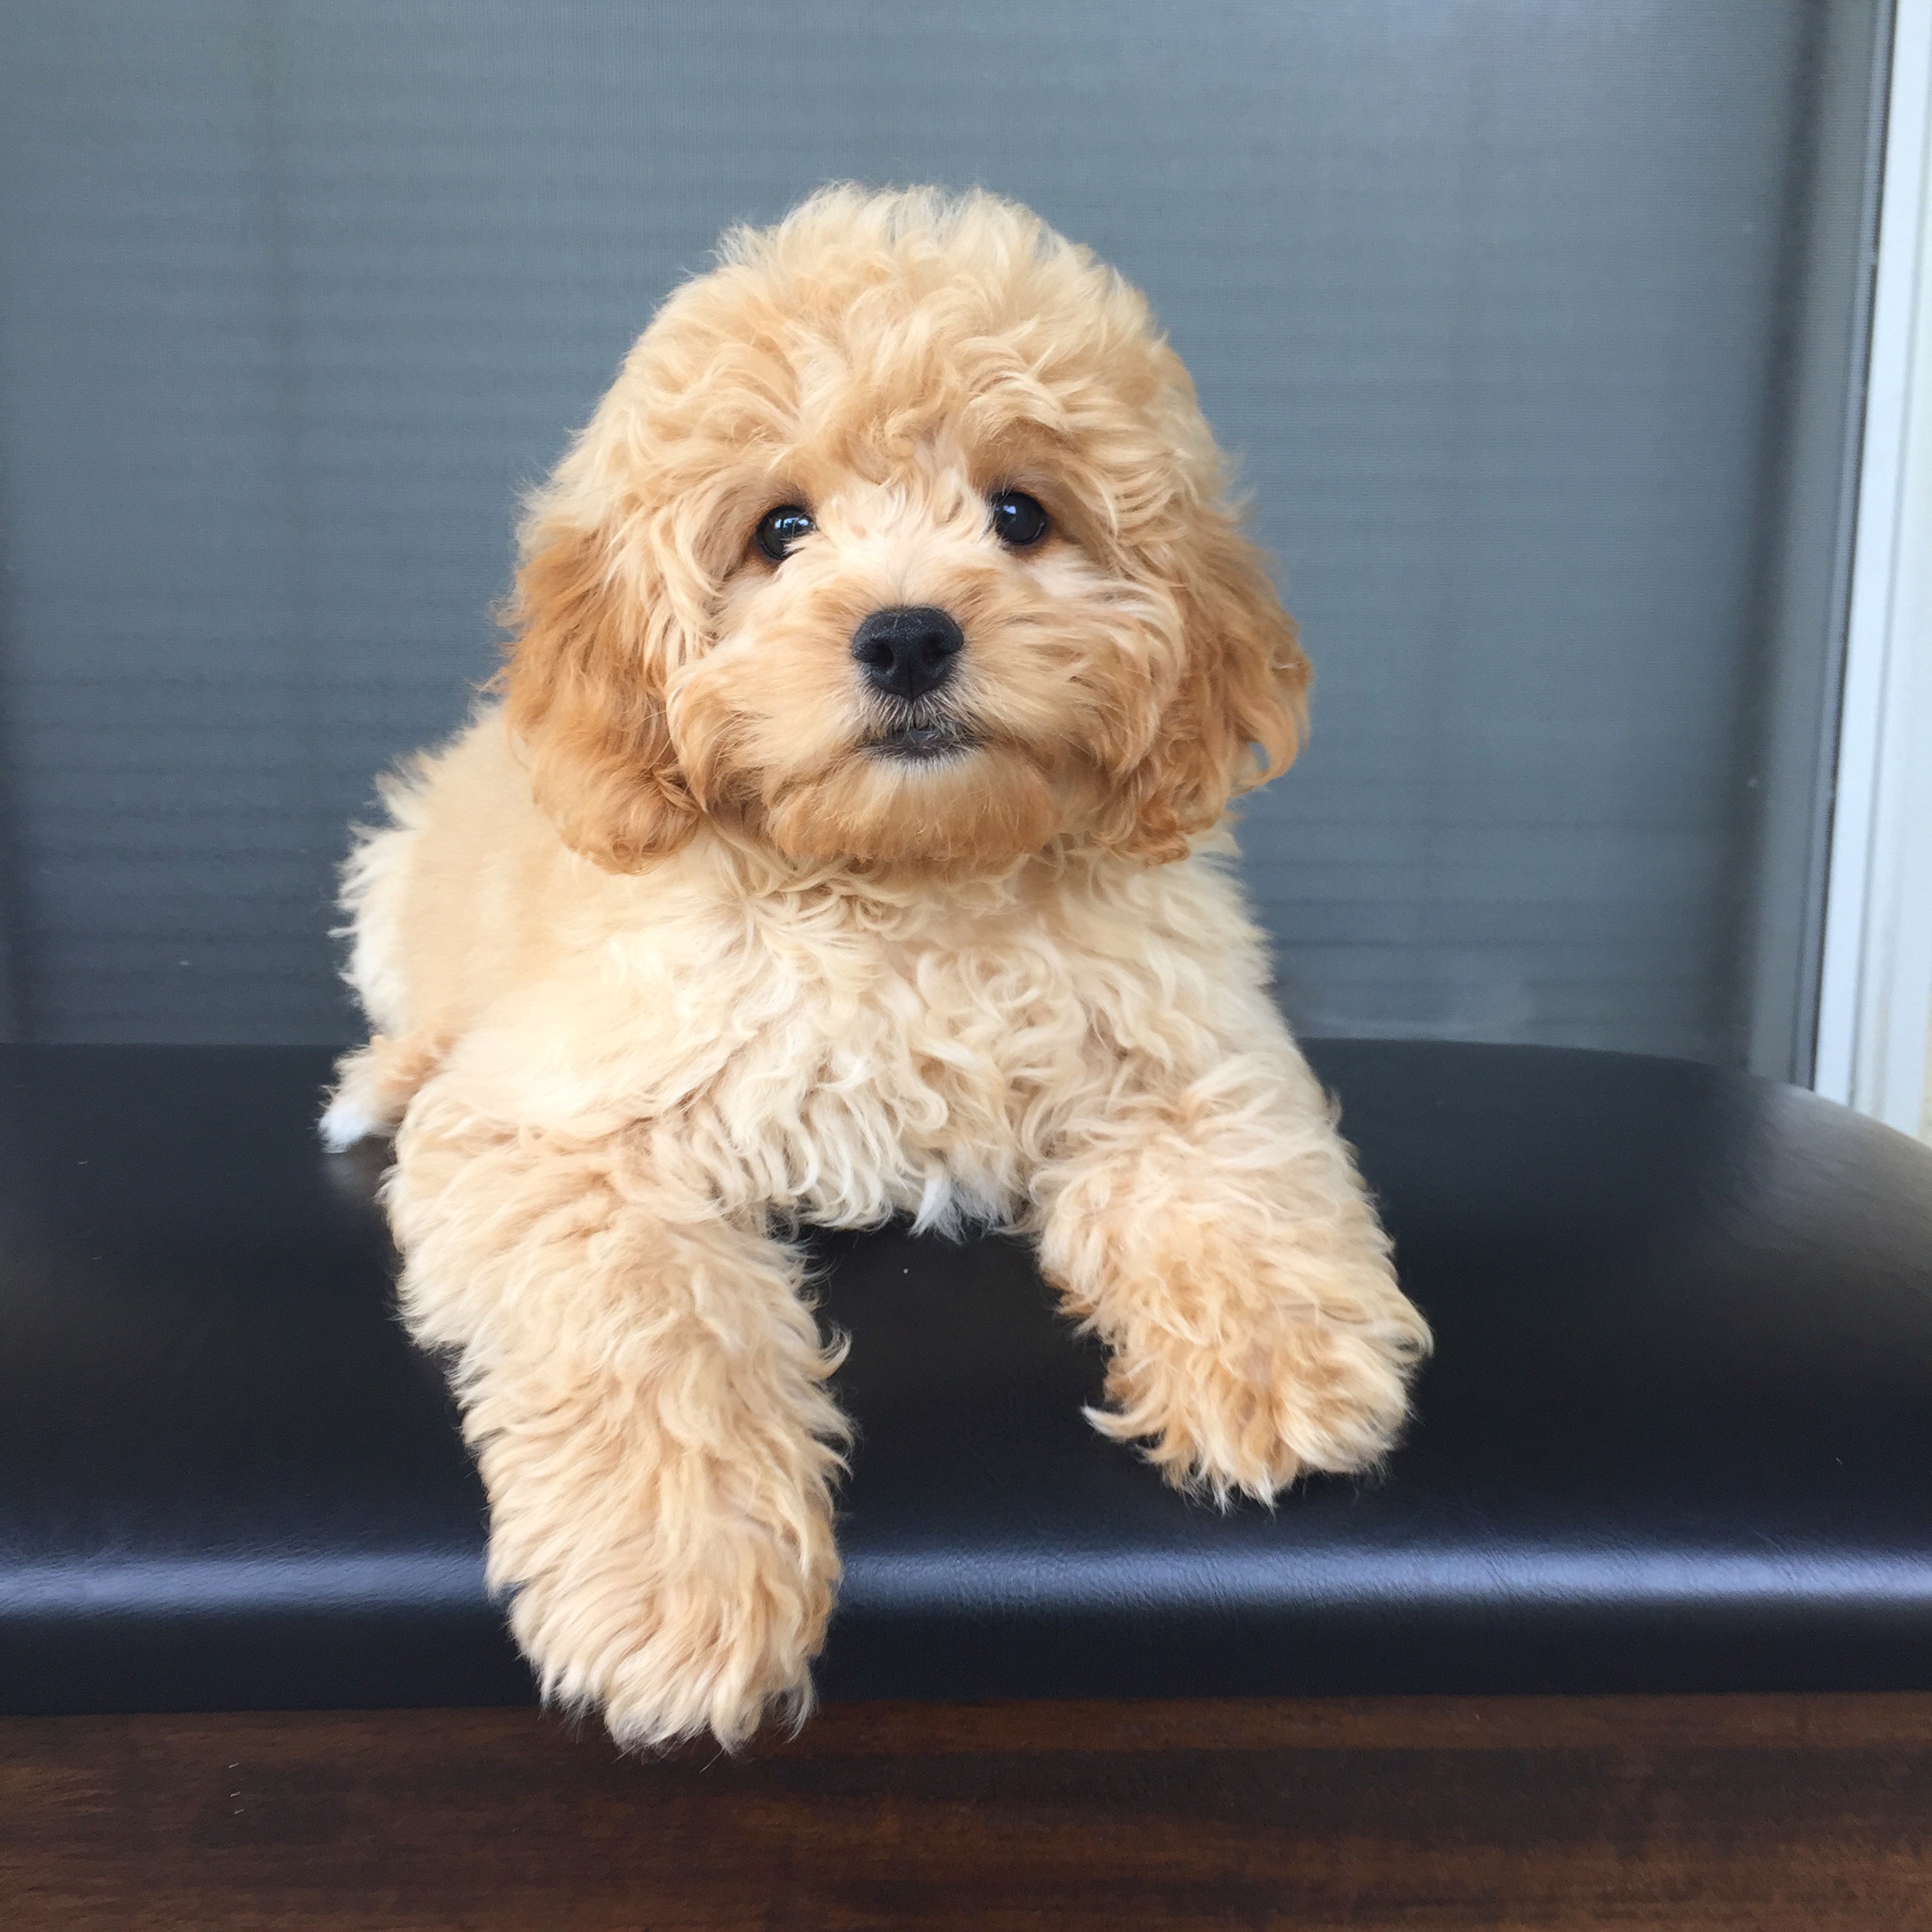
(4, 1695, 1930, 1930)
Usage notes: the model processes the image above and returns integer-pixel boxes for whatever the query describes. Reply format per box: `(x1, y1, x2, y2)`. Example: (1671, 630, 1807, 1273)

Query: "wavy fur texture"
(326, 186, 1430, 1751)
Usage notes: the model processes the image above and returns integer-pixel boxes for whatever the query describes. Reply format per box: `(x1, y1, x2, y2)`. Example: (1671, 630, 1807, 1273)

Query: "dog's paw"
(320, 1033, 447, 1151)
(317, 1091, 384, 1152)
(503, 1507, 838, 1753)
(1089, 1285, 1429, 1506)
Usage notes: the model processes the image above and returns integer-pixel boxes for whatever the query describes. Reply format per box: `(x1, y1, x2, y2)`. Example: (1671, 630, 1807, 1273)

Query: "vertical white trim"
(1816, 0, 1932, 1135)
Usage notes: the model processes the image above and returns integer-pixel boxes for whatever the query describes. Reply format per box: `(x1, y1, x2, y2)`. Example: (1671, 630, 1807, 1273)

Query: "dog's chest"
(823, 927, 1083, 1121)
(698, 910, 1098, 1229)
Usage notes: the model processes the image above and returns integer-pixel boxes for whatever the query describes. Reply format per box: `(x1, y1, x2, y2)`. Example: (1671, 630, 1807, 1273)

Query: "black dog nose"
(851, 605, 964, 702)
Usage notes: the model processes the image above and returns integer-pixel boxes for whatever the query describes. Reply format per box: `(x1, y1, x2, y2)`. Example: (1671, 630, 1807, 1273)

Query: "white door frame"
(1815, 0, 1932, 1137)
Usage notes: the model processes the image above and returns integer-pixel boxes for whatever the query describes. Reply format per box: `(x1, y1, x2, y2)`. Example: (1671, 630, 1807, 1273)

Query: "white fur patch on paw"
(318, 1095, 383, 1151)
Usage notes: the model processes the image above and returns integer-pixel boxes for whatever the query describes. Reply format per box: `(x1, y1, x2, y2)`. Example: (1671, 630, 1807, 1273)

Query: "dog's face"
(504, 187, 1309, 876)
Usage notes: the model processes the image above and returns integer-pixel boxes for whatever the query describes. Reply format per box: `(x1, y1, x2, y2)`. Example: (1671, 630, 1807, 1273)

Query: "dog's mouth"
(865, 717, 979, 762)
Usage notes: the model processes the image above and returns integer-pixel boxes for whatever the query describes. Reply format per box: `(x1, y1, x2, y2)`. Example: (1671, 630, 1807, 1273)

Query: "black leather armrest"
(2, 1041, 1928, 1713)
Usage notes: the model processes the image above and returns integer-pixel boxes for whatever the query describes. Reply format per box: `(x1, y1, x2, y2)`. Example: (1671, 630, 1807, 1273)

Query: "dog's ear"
(498, 515, 702, 870)
(1105, 511, 1309, 864)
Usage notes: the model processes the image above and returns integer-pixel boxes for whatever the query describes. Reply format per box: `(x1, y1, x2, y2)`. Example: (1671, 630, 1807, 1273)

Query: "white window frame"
(1816, 0, 1932, 1137)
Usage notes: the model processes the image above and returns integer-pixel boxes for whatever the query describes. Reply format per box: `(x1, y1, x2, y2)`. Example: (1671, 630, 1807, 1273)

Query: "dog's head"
(502, 186, 1308, 876)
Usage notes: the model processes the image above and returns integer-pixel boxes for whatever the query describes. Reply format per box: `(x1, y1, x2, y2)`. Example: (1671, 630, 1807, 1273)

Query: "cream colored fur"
(327, 186, 1430, 1751)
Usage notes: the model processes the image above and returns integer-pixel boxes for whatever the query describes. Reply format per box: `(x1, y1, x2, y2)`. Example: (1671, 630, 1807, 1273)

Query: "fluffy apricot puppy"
(324, 185, 1431, 1750)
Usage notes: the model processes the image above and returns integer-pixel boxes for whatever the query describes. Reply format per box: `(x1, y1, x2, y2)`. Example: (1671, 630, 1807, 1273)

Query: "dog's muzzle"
(852, 606, 978, 760)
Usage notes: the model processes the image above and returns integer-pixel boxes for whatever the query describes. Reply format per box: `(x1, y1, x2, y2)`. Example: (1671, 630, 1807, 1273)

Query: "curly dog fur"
(325, 185, 1431, 1750)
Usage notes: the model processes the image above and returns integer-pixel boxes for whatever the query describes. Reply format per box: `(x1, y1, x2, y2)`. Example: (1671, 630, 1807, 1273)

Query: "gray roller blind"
(0, 2, 1890, 1073)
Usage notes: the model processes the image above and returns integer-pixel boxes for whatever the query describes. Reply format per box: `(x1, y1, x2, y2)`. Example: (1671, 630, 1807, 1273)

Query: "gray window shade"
(0, 1, 1890, 1073)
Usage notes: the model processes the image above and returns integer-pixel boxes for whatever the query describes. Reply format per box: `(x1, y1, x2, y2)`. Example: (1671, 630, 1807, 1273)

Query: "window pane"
(0, 2, 1889, 1070)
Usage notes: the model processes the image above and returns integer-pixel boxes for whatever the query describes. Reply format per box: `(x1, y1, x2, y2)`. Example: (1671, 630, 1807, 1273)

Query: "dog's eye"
(755, 504, 815, 563)
(989, 490, 1050, 550)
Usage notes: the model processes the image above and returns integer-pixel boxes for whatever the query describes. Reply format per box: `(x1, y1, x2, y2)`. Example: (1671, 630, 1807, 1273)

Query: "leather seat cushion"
(1, 1040, 1927, 1713)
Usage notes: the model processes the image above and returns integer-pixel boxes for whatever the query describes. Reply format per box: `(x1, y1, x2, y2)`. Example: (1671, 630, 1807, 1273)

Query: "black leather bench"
(4, 1039, 1930, 1717)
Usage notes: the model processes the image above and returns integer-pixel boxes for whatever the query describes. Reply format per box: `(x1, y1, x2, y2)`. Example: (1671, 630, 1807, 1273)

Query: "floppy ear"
(1106, 511, 1310, 864)
(498, 515, 701, 870)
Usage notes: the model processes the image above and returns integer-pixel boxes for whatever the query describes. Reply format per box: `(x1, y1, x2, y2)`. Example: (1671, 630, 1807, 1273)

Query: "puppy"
(324, 185, 1431, 1749)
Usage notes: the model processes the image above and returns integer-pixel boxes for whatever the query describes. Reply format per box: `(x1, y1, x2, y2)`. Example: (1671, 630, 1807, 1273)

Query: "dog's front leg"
(1032, 1039, 1431, 1505)
(386, 1090, 846, 1750)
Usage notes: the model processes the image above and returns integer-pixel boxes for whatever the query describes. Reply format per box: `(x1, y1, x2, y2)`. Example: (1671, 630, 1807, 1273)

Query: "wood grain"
(3, 1696, 1930, 1930)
